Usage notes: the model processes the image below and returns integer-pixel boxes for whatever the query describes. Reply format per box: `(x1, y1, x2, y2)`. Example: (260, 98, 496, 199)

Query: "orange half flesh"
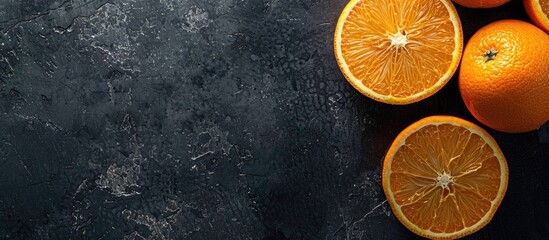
(334, 0, 463, 104)
(382, 116, 508, 239)
(524, 0, 549, 33)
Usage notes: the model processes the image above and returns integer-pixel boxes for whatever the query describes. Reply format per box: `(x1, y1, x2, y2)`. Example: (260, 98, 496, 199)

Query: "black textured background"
(1, 0, 548, 239)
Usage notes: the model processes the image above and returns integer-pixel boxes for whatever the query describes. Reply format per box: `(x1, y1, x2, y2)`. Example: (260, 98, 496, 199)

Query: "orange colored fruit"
(459, 20, 549, 133)
(452, 0, 510, 8)
(524, 0, 549, 33)
(334, 0, 463, 105)
(382, 116, 508, 239)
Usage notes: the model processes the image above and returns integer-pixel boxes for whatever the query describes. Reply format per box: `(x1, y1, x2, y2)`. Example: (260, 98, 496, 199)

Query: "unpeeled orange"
(383, 116, 508, 239)
(334, 0, 463, 105)
(459, 19, 549, 133)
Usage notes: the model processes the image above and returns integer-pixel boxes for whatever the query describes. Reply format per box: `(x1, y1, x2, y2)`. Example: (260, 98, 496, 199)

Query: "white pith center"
(389, 30, 408, 48)
(436, 172, 454, 188)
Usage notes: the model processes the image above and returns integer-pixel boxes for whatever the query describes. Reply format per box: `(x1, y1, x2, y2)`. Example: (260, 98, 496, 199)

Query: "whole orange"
(452, 0, 510, 8)
(459, 19, 549, 133)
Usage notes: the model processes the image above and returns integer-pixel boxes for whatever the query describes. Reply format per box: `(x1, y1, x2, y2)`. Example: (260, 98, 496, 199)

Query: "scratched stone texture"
(0, 0, 548, 239)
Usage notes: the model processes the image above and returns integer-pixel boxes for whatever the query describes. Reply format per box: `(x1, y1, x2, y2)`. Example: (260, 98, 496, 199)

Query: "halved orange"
(382, 116, 508, 239)
(524, 0, 549, 33)
(334, 0, 463, 105)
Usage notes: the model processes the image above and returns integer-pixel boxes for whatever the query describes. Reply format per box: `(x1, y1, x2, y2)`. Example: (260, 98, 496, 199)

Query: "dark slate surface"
(0, 0, 548, 239)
